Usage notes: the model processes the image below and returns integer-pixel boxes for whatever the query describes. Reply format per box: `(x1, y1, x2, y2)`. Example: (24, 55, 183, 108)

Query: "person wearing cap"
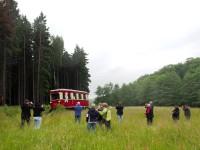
(74, 102, 82, 123)
(86, 103, 99, 131)
(98, 103, 112, 129)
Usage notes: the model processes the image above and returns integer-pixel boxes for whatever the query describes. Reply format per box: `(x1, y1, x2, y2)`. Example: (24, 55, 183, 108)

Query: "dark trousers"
(75, 115, 81, 123)
(87, 122, 97, 131)
(21, 116, 30, 127)
(105, 120, 111, 129)
(147, 117, 153, 125)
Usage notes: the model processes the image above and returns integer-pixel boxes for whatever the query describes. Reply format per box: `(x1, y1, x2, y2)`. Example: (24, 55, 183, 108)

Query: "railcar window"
(51, 93, 59, 100)
(64, 93, 68, 100)
(83, 94, 86, 100)
(80, 94, 83, 100)
(73, 93, 76, 99)
(76, 93, 79, 100)
(68, 93, 71, 99)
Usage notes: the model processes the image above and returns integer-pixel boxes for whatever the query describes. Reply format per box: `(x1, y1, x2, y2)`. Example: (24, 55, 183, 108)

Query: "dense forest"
(0, 0, 90, 105)
(95, 58, 200, 106)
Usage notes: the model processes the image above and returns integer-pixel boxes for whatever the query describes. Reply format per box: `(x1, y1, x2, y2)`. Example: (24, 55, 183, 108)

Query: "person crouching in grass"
(86, 103, 99, 131)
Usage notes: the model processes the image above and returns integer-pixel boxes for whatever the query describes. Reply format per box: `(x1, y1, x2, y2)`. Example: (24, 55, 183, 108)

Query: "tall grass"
(0, 106, 199, 150)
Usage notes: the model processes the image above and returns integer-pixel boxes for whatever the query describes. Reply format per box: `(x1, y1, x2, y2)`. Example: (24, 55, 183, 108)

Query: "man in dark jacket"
(172, 105, 180, 121)
(86, 103, 99, 131)
(116, 103, 124, 122)
(21, 99, 32, 128)
(33, 102, 45, 129)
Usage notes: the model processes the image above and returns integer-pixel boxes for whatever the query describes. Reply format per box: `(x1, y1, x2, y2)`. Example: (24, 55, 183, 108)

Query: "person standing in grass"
(33, 102, 45, 129)
(115, 102, 124, 122)
(99, 103, 112, 129)
(172, 105, 180, 121)
(74, 102, 82, 123)
(145, 103, 153, 125)
(86, 103, 99, 131)
(20, 99, 33, 128)
(182, 104, 191, 120)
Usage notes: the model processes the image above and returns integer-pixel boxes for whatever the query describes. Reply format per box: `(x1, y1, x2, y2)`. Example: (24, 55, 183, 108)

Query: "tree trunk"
(37, 31, 41, 103)
(2, 42, 6, 105)
(23, 35, 26, 100)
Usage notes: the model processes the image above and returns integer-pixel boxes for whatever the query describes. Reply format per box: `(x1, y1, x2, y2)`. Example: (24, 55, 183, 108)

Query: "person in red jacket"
(145, 103, 153, 125)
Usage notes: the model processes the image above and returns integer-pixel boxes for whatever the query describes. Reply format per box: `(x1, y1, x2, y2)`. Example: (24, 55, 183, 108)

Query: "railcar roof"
(50, 89, 88, 94)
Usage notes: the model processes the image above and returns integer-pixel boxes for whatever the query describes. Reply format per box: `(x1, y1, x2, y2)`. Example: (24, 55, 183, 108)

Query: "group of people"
(20, 99, 191, 130)
(172, 104, 191, 121)
(20, 99, 45, 129)
(74, 102, 124, 131)
(144, 101, 191, 125)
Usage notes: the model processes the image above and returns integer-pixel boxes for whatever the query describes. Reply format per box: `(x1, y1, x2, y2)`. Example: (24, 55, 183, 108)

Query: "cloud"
(17, 0, 200, 98)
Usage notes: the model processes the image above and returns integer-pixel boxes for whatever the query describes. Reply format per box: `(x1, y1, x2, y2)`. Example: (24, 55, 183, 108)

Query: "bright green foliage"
(95, 58, 200, 106)
(0, 106, 200, 150)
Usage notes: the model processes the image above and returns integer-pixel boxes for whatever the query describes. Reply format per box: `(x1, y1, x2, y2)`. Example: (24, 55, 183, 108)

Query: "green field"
(0, 106, 200, 150)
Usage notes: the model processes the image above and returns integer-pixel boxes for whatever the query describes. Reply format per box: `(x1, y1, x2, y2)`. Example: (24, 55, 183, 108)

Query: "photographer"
(20, 99, 33, 128)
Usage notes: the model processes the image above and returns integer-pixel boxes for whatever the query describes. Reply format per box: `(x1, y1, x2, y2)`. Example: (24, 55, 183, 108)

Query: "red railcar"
(50, 89, 89, 109)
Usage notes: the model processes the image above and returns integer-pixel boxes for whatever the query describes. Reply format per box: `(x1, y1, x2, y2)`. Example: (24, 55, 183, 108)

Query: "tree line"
(0, 0, 90, 105)
(95, 57, 200, 106)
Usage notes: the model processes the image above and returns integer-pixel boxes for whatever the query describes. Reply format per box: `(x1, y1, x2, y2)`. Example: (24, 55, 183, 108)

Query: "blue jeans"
(87, 122, 97, 131)
(117, 114, 123, 122)
(34, 117, 42, 129)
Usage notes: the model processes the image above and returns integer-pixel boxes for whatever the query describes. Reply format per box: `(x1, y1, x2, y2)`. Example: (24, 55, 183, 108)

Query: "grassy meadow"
(0, 106, 200, 150)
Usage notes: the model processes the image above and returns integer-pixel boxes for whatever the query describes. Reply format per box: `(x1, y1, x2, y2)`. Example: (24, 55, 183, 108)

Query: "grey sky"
(17, 0, 200, 98)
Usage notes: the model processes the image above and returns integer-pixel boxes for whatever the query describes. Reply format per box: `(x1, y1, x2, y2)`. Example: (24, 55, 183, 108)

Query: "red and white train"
(50, 89, 89, 109)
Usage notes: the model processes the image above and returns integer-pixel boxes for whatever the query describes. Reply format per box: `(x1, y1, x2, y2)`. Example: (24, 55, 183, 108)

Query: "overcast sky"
(17, 0, 200, 98)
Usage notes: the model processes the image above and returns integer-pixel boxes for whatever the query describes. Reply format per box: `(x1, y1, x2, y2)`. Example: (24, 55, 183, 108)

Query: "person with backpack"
(33, 102, 45, 129)
(86, 103, 99, 131)
(145, 103, 153, 125)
